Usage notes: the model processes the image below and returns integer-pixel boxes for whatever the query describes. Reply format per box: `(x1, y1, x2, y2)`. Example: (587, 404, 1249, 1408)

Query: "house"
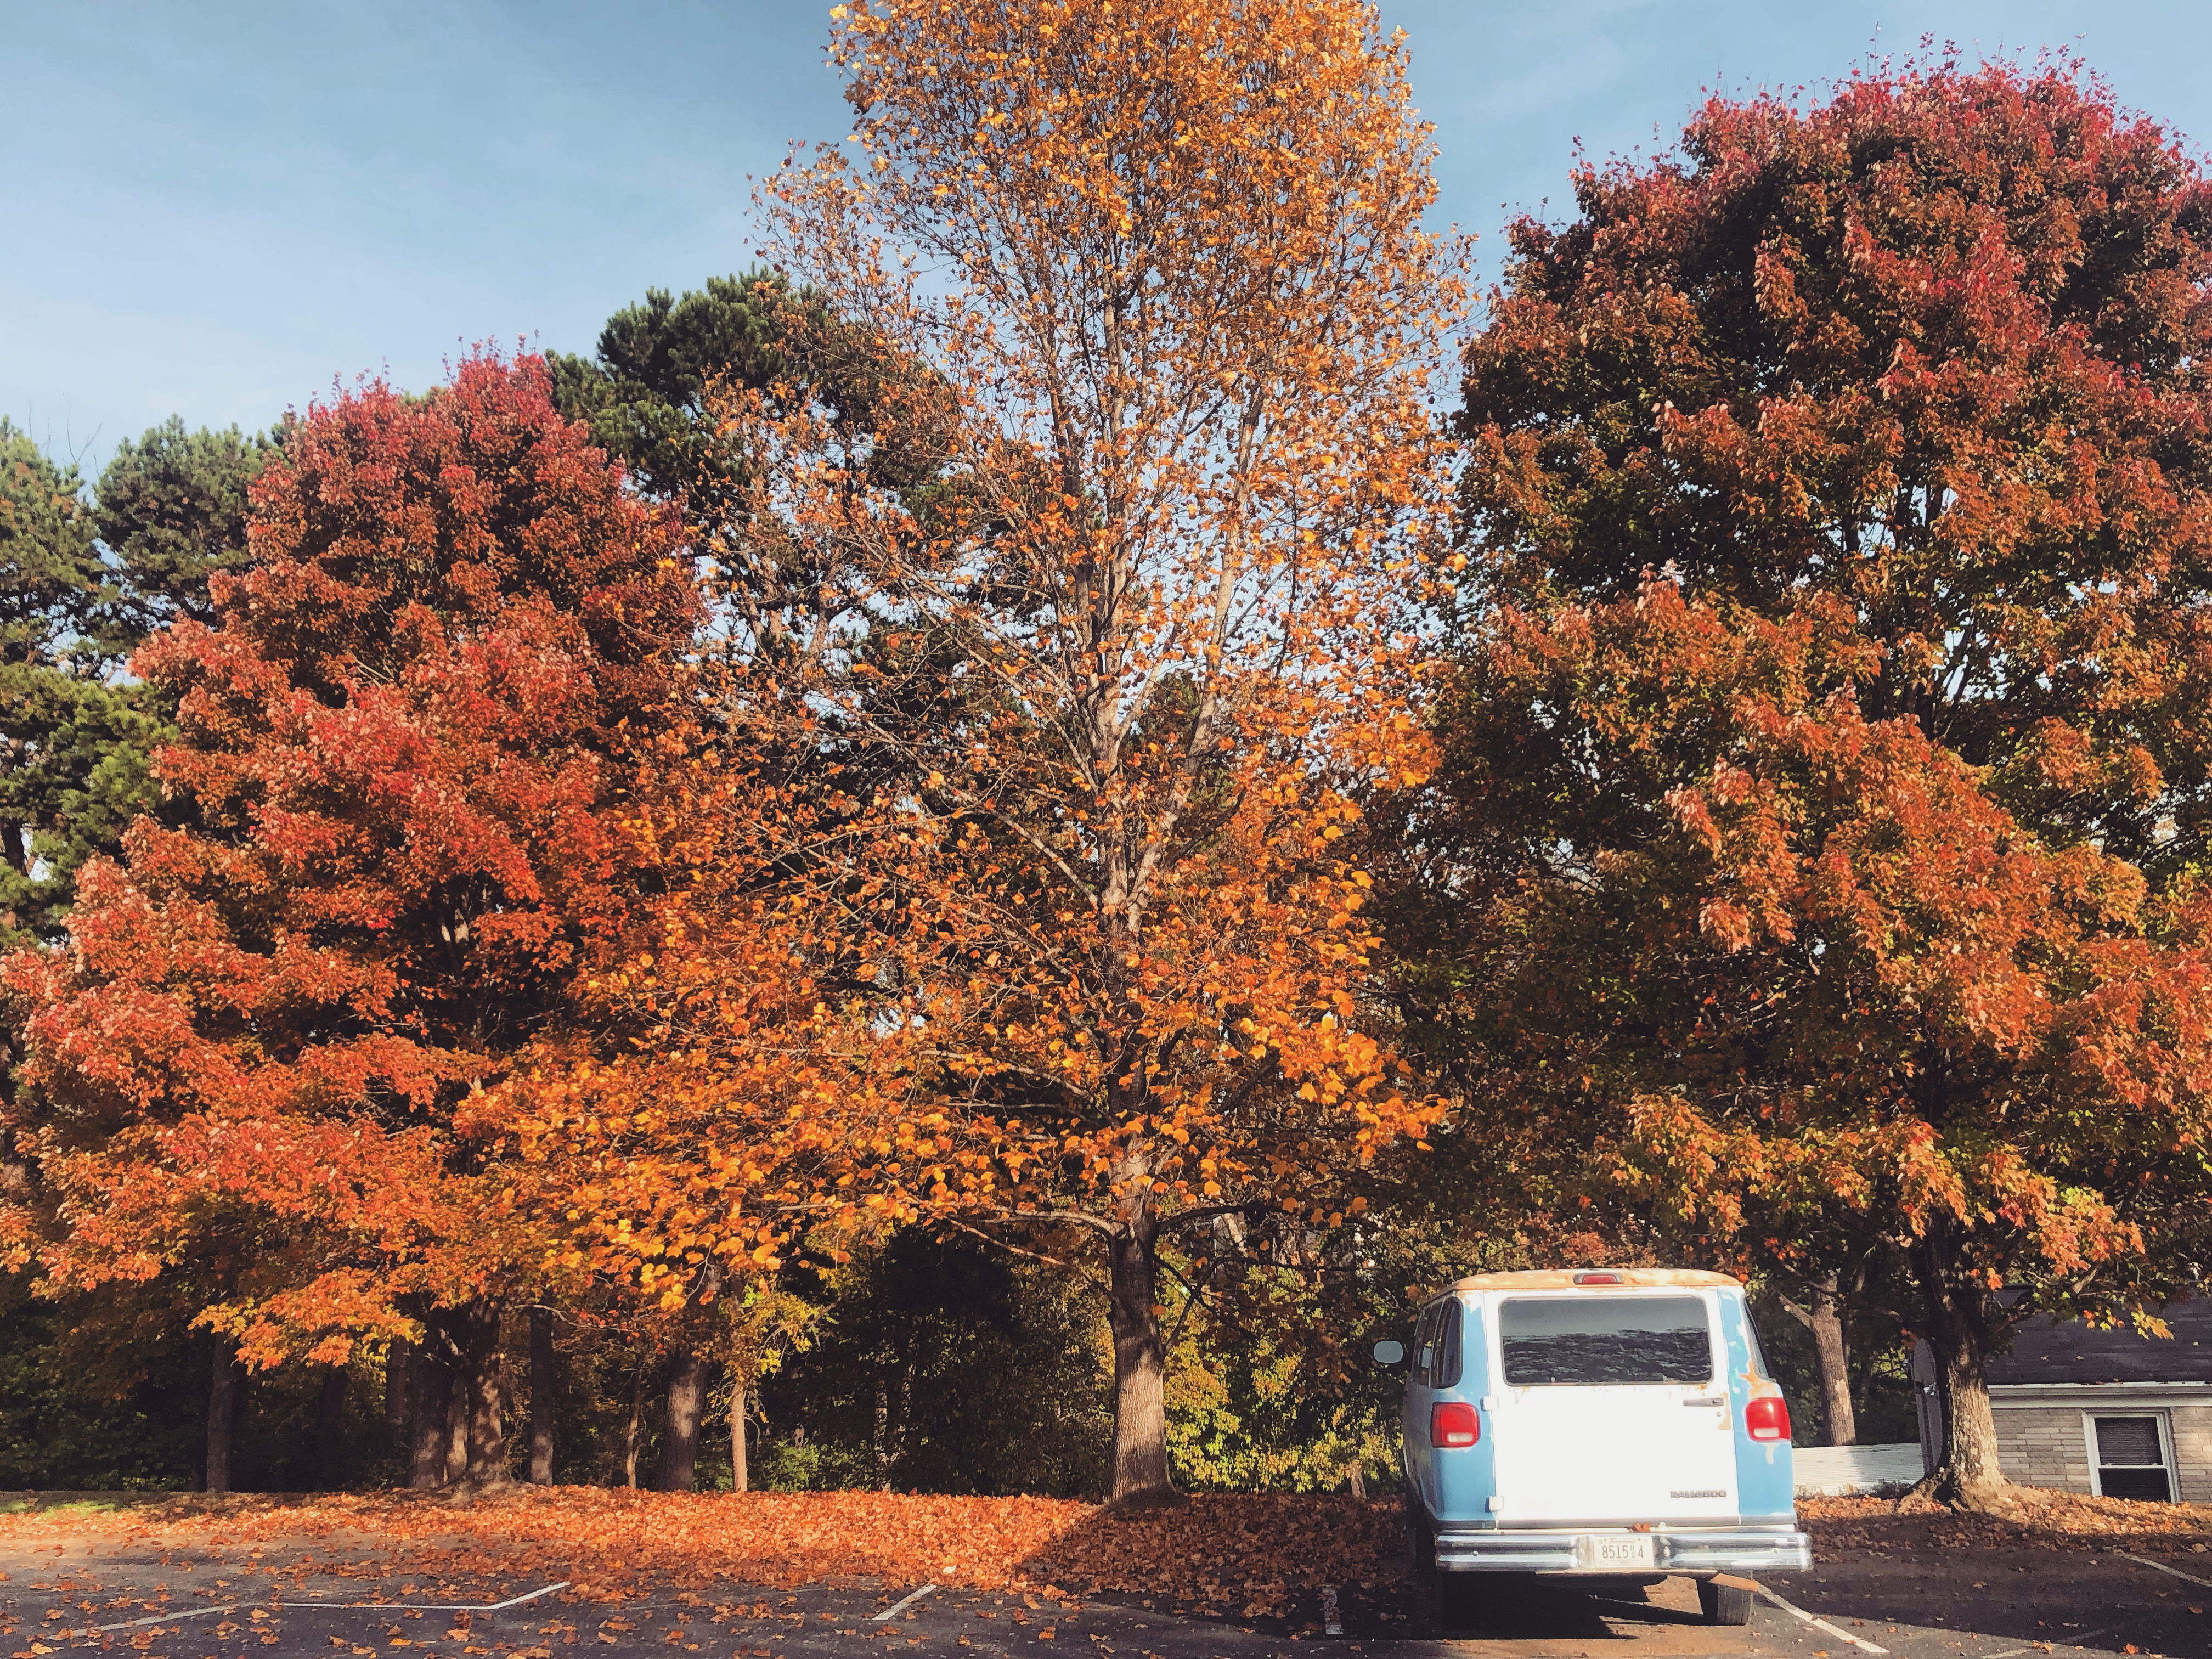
(1913, 1300, 2212, 1503)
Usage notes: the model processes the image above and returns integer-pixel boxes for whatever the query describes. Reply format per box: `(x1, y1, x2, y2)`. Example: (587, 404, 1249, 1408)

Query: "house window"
(2086, 1413, 2175, 1503)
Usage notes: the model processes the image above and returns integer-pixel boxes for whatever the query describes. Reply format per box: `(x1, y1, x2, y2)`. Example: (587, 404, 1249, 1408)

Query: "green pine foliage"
(550, 272, 785, 505)
(0, 417, 268, 942)
(94, 417, 270, 628)
(0, 423, 150, 943)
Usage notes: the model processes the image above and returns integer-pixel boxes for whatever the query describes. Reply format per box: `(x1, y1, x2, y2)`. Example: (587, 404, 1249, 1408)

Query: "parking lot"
(5, 1527, 2204, 1659)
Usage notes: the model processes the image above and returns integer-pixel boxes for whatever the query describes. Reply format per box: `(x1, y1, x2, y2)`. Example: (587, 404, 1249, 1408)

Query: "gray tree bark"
(444, 1372, 467, 1482)
(872, 1376, 890, 1491)
(659, 1350, 706, 1492)
(528, 1308, 556, 1485)
(1806, 1293, 1856, 1447)
(1781, 1278, 1857, 1447)
(385, 1340, 411, 1446)
(1909, 1234, 2011, 1509)
(407, 1339, 453, 1488)
(453, 1302, 507, 1485)
(1105, 1220, 1175, 1506)
(206, 1344, 238, 1494)
(314, 1364, 349, 1486)
(622, 1372, 646, 1488)
(730, 1387, 748, 1494)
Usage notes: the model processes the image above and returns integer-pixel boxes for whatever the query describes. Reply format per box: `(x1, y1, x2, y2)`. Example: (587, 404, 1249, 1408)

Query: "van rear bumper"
(1435, 1527, 1811, 1575)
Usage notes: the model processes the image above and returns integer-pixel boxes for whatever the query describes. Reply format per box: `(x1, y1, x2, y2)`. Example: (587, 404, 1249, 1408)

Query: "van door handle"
(1683, 1396, 1726, 1407)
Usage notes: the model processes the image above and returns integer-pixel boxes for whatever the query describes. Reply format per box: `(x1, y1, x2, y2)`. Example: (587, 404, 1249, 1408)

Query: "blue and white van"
(1378, 1269, 1812, 1624)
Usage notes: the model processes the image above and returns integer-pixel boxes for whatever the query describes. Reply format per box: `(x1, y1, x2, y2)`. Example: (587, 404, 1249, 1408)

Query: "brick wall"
(1990, 1400, 2212, 1502)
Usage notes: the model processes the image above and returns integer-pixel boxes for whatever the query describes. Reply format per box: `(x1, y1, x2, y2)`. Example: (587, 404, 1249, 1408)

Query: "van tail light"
(1431, 1401, 1480, 1448)
(1745, 1396, 1791, 1442)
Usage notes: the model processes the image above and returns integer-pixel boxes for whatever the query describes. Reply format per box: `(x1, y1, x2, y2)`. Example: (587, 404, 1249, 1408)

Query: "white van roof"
(1442, 1268, 1742, 1294)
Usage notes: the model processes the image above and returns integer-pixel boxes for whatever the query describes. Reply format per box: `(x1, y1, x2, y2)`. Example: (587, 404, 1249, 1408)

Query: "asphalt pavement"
(2, 1533, 2197, 1659)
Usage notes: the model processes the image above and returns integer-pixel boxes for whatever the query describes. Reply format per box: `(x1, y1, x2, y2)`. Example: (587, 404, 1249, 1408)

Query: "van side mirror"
(1373, 1339, 1406, 1366)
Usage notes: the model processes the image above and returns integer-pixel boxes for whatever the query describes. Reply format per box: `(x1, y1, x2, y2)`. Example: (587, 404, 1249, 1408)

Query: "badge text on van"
(1670, 1489, 1728, 1498)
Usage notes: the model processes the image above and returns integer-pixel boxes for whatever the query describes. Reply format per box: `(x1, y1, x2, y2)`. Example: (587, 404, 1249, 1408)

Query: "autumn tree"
(532, 268, 973, 1486)
(0, 354, 698, 1488)
(1434, 59, 2212, 1508)
(516, 0, 1463, 1507)
(490, 660, 940, 1486)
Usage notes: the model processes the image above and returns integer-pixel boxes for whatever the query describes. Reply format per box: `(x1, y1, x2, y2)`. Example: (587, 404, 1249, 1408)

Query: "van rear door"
(1485, 1290, 1737, 1525)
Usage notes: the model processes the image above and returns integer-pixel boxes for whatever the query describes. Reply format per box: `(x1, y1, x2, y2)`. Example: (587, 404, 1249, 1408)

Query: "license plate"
(1579, 1533, 1657, 1571)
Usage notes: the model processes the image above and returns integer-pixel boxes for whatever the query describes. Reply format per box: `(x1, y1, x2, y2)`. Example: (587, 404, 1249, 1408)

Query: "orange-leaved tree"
(1432, 60, 2212, 1508)
(517, 0, 1466, 1505)
(491, 735, 904, 1492)
(0, 353, 699, 1487)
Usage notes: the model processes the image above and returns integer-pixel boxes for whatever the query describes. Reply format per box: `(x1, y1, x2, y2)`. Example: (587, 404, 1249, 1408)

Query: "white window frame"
(2080, 1408, 2176, 1501)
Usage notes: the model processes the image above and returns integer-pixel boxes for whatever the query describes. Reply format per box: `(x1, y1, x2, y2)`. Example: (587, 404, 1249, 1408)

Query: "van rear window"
(1499, 1296, 1713, 1385)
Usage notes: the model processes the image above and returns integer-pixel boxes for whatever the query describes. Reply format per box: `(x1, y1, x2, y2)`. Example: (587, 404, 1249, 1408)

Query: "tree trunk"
(386, 1340, 412, 1446)
(623, 1372, 646, 1488)
(660, 1350, 706, 1492)
(206, 1344, 238, 1494)
(1806, 1288, 1856, 1448)
(1780, 1278, 1857, 1447)
(408, 1339, 453, 1488)
(314, 1364, 349, 1487)
(528, 1308, 556, 1486)
(872, 1375, 891, 1490)
(444, 1371, 468, 1482)
(1105, 1222, 1176, 1506)
(452, 1302, 507, 1485)
(730, 1386, 748, 1494)
(1909, 1240, 2011, 1509)
(880, 1340, 916, 1490)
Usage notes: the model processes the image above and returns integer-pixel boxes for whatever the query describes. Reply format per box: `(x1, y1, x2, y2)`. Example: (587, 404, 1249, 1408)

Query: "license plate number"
(1581, 1534, 1657, 1571)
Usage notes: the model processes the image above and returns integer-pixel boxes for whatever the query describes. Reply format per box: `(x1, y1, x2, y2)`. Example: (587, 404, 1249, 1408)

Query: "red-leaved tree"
(0, 353, 698, 1487)
(1432, 58, 2212, 1508)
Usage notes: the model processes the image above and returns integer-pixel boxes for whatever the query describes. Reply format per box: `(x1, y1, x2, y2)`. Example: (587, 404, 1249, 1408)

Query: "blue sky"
(7, 1, 2207, 473)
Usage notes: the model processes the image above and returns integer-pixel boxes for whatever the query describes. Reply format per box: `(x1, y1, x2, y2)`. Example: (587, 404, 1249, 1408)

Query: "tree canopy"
(0, 423, 158, 944)
(498, 0, 1465, 1507)
(13, 19, 2212, 1519)
(551, 274, 785, 506)
(0, 417, 270, 946)
(95, 418, 270, 631)
(0, 357, 700, 1491)
(1434, 57, 2212, 1506)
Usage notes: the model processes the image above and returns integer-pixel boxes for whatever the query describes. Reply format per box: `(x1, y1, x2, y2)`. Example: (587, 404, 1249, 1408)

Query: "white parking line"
(1980, 1617, 2131, 1658)
(72, 1582, 572, 1637)
(2118, 1551, 2212, 1591)
(872, 1583, 940, 1622)
(1745, 1579, 1889, 1655)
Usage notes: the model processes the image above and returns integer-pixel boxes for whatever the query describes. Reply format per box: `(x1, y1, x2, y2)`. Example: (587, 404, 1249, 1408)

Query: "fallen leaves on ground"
(1020, 1495, 1405, 1619)
(24, 1485, 2202, 1617)
(0, 1491, 1407, 1622)
(1802, 1490, 2212, 1558)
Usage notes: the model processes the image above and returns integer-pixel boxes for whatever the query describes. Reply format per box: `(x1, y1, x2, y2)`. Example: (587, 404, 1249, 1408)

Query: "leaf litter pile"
(14, 1486, 2207, 1632)
(1802, 1491, 2212, 1558)
(0, 1491, 1409, 1623)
